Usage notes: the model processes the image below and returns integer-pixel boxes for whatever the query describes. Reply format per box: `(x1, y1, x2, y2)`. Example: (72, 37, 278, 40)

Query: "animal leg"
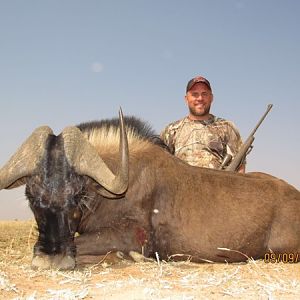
(75, 226, 151, 265)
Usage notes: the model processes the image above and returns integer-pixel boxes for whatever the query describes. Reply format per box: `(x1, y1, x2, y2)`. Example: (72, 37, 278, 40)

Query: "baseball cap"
(186, 76, 212, 93)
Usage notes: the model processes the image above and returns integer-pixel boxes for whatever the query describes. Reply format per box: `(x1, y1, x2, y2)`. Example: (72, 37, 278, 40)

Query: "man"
(160, 75, 245, 173)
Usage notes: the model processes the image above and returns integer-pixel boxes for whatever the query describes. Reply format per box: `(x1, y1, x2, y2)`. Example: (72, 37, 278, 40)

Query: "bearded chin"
(189, 105, 211, 117)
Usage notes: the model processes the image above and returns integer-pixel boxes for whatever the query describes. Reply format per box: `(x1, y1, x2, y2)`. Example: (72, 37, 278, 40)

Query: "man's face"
(185, 82, 213, 120)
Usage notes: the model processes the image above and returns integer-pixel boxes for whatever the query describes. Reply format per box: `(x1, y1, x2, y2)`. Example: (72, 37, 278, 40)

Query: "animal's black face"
(25, 174, 84, 247)
(25, 174, 84, 218)
(25, 173, 86, 270)
(24, 135, 86, 269)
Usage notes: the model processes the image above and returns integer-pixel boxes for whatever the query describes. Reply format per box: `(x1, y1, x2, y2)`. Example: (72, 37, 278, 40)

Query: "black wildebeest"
(0, 110, 299, 269)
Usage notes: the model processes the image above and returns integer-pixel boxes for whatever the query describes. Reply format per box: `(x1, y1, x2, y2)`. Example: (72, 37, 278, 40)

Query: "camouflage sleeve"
(160, 125, 175, 154)
(226, 121, 246, 165)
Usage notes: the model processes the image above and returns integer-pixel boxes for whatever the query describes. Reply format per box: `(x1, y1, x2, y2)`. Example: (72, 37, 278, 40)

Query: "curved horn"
(0, 126, 53, 190)
(63, 108, 129, 195)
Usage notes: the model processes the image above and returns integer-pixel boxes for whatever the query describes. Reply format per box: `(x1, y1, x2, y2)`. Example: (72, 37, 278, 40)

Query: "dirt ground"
(0, 220, 299, 300)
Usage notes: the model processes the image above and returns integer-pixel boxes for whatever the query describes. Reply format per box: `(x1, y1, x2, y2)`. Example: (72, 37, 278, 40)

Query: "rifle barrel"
(224, 104, 273, 172)
(249, 104, 273, 137)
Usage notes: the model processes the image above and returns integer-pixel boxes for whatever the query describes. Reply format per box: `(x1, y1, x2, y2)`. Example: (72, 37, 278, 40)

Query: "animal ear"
(0, 126, 53, 190)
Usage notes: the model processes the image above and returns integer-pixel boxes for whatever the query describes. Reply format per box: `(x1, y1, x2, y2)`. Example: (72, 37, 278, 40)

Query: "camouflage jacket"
(160, 115, 244, 169)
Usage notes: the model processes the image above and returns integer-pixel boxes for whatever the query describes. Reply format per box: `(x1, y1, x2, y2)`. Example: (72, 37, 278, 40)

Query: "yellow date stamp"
(264, 252, 299, 263)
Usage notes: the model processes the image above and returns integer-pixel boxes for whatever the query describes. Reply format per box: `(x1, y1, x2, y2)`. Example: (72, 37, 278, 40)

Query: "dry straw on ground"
(0, 220, 299, 299)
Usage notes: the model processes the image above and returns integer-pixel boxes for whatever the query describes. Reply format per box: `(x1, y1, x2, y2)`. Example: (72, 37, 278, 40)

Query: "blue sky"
(0, 0, 299, 219)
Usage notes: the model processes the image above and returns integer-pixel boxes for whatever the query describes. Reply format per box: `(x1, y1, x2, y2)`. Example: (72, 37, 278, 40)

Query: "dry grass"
(0, 220, 299, 300)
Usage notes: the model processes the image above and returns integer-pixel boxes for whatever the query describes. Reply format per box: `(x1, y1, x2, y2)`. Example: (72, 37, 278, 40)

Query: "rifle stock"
(224, 104, 273, 172)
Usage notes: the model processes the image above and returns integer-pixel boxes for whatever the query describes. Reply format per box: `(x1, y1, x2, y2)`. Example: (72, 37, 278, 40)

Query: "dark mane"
(77, 116, 170, 151)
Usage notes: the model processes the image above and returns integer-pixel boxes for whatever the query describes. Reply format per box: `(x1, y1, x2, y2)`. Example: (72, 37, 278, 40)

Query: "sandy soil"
(0, 221, 299, 299)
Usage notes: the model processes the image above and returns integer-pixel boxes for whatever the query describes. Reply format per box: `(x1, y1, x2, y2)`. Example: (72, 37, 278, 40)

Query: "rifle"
(220, 104, 273, 172)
